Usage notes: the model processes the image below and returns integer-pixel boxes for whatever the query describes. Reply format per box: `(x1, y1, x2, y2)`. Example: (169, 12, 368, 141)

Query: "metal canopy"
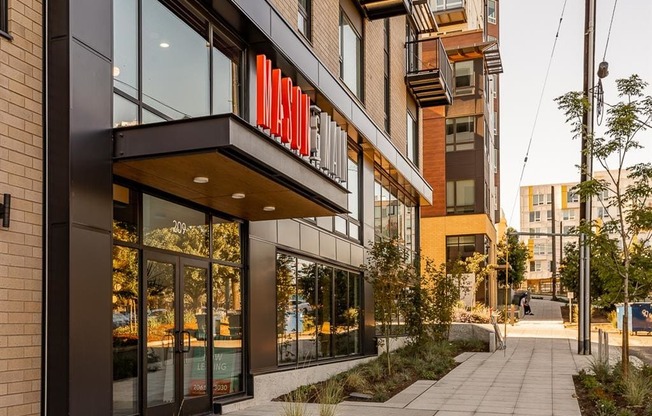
(359, 0, 411, 20)
(112, 114, 349, 221)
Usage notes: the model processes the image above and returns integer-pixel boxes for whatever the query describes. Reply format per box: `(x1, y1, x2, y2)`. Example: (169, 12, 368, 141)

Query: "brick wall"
(0, 1, 43, 416)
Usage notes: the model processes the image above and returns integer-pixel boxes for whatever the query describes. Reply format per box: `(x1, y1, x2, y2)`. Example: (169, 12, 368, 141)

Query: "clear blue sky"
(500, 0, 652, 229)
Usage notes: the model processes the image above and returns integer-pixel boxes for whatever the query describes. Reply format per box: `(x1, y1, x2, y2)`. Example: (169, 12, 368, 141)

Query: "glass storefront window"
(142, 0, 210, 119)
(212, 217, 241, 264)
(112, 246, 139, 416)
(113, 0, 138, 99)
(373, 173, 418, 258)
(142, 109, 166, 124)
(212, 46, 239, 115)
(113, 93, 138, 128)
(143, 194, 209, 257)
(317, 265, 333, 359)
(276, 253, 360, 365)
(113, 184, 139, 243)
(276, 254, 297, 365)
(212, 264, 243, 395)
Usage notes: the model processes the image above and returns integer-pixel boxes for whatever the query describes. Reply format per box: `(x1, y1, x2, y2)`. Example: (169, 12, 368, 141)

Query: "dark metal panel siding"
(248, 238, 279, 373)
(362, 279, 376, 355)
(71, 0, 112, 59)
(70, 40, 113, 230)
(45, 224, 70, 415)
(69, 226, 112, 415)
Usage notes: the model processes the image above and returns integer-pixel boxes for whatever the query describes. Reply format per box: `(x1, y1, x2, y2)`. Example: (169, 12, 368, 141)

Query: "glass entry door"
(144, 252, 210, 416)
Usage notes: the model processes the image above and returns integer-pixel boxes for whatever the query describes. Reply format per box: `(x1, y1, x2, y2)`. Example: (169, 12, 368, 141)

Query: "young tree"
(363, 238, 417, 375)
(556, 74, 652, 376)
(496, 228, 530, 288)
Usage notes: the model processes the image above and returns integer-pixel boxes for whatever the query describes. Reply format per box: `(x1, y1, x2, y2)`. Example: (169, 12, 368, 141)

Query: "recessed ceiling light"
(231, 193, 246, 199)
(112, 66, 121, 77)
(160, 42, 170, 48)
(263, 206, 276, 212)
(193, 176, 209, 184)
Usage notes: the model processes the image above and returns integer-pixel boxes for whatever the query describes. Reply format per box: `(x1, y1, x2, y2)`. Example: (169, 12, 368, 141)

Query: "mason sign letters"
(256, 54, 348, 184)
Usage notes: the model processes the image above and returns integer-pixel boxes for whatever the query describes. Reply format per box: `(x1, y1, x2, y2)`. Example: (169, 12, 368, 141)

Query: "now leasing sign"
(256, 54, 348, 184)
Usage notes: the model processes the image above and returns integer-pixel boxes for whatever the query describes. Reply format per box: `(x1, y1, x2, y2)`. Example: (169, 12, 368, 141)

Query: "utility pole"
(578, 0, 596, 355)
(551, 186, 557, 300)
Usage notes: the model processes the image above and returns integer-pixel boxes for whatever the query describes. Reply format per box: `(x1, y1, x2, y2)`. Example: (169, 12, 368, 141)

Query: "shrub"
(280, 387, 309, 416)
(588, 357, 612, 384)
(318, 379, 343, 416)
(621, 368, 652, 407)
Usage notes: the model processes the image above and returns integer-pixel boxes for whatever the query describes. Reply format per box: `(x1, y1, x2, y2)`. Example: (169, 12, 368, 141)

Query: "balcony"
(405, 37, 453, 107)
(430, 0, 467, 26)
(358, 0, 411, 20)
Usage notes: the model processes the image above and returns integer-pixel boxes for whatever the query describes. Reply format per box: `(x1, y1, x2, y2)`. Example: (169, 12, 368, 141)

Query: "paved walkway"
(226, 299, 593, 415)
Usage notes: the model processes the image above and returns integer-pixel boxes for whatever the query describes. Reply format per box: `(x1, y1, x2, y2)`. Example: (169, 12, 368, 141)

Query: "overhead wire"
(508, 0, 569, 226)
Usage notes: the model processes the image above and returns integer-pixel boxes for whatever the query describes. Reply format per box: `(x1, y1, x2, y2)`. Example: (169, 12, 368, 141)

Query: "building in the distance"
(419, 0, 503, 307)
(519, 169, 651, 294)
(0, 1, 455, 415)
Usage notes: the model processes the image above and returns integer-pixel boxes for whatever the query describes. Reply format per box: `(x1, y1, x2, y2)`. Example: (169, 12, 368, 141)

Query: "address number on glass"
(172, 220, 188, 234)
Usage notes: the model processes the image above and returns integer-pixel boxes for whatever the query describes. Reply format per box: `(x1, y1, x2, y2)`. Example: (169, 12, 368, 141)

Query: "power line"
(508, 0, 569, 226)
(602, 0, 619, 61)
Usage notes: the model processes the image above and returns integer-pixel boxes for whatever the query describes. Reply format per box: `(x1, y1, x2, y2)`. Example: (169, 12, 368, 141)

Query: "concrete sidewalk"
(226, 299, 592, 415)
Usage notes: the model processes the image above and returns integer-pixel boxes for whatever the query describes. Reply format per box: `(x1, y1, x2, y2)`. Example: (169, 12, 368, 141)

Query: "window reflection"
(112, 246, 139, 416)
(276, 254, 297, 365)
(276, 253, 360, 365)
(143, 194, 209, 257)
(142, 0, 209, 119)
(113, 0, 138, 98)
(113, 94, 138, 128)
(212, 218, 240, 264)
(212, 264, 243, 395)
(113, 184, 139, 243)
(373, 173, 418, 259)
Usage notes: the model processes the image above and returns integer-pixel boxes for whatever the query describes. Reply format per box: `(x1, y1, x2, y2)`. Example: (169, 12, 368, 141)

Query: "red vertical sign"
(300, 94, 310, 156)
(256, 55, 272, 129)
(270, 69, 282, 136)
(291, 86, 302, 151)
(281, 78, 293, 144)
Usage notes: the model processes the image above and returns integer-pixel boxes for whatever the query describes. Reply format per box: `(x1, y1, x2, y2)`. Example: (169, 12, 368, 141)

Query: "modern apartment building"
(519, 170, 650, 294)
(1, 1, 444, 415)
(419, 0, 503, 307)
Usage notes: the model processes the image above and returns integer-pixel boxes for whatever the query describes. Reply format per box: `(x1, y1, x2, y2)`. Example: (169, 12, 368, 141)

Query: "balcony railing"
(359, 0, 411, 20)
(405, 37, 453, 107)
(429, 0, 467, 26)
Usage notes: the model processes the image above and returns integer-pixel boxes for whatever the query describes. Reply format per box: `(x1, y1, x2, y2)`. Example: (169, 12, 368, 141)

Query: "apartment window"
(567, 190, 579, 203)
(532, 194, 545, 206)
(529, 211, 541, 222)
(597, 207, 607, 219)
(447, 180, 475, 214)
(453, 60, 475, 95)
(339, 9, 362, 98)
(446, 116, 475, 152)
(334, 149, 362, 241)
(529, 261, 535, 272)
(487, 0, 497, 24)
(384, 19, 390, 132)
(298, 0, 311, 40)
(0, 0, 8, 38)
(598, 189, 609, 201)
(546, 210, 552, 220)
(432, 0, 463, 11)
(562, 209, 575, 221)
(407, 111, 418, 165)
(446, 235, 476, 262)
(534, 244, 546, 256)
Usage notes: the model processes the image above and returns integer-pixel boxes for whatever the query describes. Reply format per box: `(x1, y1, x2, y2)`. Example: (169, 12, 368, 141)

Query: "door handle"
(181, 330, 191, 353)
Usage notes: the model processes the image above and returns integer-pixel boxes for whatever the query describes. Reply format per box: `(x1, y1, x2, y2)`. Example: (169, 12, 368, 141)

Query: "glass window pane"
(347, 156, 359, 220)
(113, 0, 138, 98)
(113, 94, 138, 128)
(212, 217, 241, 264)
(457, 180, 474, 207)
(276, 254, 297, 365)
(348, 223, 359, 241)
(212, 265, 243, 395)
(348, 272, 360, 354)
(374, 181, 382, 237)
(297, 259, 317, 363)
(334, 216, 347, 235)
(340, 12, 361, 97)
(142, 109, 166, 124)
(317, 265, 333, 359)
(112, 246, 139, 416)
(212, 47, 238, 115)
(183, 265, 208, 398)
(446, 181, 455, 208)
(143, 194, 209, 256)
(142, 0, 209, 119)
(113, 184, 139, 243)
